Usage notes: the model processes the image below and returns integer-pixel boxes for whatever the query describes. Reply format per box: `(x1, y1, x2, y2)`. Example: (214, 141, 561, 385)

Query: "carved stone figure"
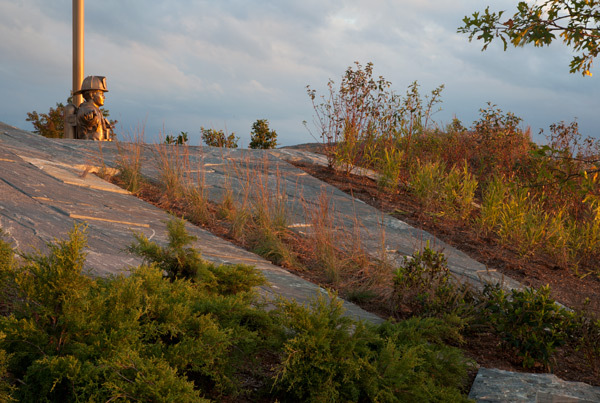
(75, 76, 113, 141)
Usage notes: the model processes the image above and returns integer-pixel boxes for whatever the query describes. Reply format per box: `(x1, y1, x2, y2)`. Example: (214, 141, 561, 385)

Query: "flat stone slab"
(469, 368, 600, 402)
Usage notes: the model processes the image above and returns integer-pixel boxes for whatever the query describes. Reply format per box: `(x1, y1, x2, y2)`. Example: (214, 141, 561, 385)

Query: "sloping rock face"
(5, 122, 598, 400)
(1, 122, 521, 291)
(0, 121, 380, 323)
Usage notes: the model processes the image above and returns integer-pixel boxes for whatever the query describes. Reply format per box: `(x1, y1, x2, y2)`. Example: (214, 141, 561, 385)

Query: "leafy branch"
(459, 1, 600, 76)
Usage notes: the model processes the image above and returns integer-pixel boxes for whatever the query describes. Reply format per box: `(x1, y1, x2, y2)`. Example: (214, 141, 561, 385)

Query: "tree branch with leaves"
(459, 1, 600, 76)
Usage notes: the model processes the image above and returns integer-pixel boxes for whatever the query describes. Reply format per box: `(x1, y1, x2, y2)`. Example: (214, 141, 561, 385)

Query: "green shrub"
(249, 119, 278, 149)
(128, 218, 264, 291)
(483, 284, 575, 369)
(272, 294, 472, 402)
(375, 315, 472, 402)
(0, 332, 14, 402)
(200, 127, 239, 148)
(0, 221, 277, 401)
(575, 307, 600, 375)
(393, 242, 472, 315)
(272, 294, 376, 401)
(409, 160, 478, 220)
(165, 131, 189, 145)
(0, 220, 475, 401)
(129, 218, 206, 281)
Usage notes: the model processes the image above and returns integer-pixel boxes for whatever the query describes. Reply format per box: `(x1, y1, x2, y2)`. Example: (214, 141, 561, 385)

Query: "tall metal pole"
(73, 0, 84, 108)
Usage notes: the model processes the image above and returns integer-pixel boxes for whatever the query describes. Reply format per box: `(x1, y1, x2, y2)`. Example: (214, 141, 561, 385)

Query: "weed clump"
(408, 160, 478, 220)
(392, 243, 475, 319)
(307, 62, 600, 275)
(306, 61, 444, 176)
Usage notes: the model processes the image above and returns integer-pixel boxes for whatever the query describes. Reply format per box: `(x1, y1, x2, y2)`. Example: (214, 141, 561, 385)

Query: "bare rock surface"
(0, 123, 520, 291)
(469, 368, 600, 402)
(2, 122, 599, 400)
(0, 122, 379, 323)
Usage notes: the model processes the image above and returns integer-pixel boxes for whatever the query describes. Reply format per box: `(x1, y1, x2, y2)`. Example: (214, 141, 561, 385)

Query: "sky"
(0, 0, 598, 147)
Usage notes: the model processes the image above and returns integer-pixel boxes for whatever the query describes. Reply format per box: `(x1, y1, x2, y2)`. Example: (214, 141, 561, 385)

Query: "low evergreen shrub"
(0, 220, 475, 401)
(0, 223, 274, 401)
(482, 284, 575, 369)
(272, 294, 473, 402)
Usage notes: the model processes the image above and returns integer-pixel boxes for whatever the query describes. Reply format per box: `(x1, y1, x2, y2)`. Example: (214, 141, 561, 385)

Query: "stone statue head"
(75, 75, 109, 95)
(82, 90, 105, 107)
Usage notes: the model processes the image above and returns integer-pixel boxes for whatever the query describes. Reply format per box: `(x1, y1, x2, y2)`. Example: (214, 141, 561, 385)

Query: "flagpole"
(73, 0, 84, 108)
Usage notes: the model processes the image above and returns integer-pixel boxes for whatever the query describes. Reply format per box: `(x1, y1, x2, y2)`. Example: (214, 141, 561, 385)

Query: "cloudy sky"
(1, 0, 598, 146)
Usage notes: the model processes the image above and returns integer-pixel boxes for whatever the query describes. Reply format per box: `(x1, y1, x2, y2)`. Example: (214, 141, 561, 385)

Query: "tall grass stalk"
(303, 189, 344, 284)
(495, 184, 546, 256)
(181, 153, 211, 225)
(115, 125, 146, 193)
(306, 62, 443, 175)
(345, 212, 396, 305)
(153, 138, 188, 201)
(248, 159, 295, 266)
(479, 176, 600, 270)
(221, 154, 296, 267)
(409, 160, 478, 220)
(150, 136, 214, 228)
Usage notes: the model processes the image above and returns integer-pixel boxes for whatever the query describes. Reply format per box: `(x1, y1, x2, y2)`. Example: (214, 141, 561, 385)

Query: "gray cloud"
(0, 0, 598, 147)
